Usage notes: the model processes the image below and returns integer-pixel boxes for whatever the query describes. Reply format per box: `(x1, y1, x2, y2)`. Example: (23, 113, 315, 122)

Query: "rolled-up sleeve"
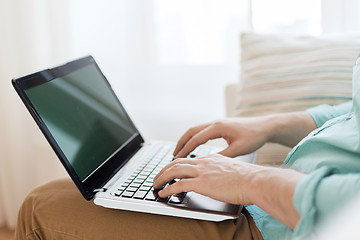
(306, 101, 353, 127)
(292, 166, 360, 238)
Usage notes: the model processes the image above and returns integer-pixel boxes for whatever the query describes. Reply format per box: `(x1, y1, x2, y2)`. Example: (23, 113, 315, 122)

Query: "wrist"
(245, 165, 269, 205)
(266, 112, 317, 147)
(242, 164, 268, 205)
(261, 114, 283, 143)
(246, 166, 305, 228)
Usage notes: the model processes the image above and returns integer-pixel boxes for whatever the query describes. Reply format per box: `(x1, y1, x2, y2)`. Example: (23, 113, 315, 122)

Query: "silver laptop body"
(12, 56, 253, 222)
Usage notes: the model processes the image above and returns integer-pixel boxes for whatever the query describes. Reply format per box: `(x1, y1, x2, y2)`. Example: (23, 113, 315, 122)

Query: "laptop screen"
(25, 63, 138, 181)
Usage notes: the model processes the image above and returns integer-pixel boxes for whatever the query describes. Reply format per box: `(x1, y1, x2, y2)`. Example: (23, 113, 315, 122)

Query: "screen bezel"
(12, 56, 144, 200)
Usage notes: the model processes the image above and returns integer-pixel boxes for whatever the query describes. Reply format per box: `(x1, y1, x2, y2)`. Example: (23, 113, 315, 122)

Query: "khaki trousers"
(15, 179, 263, 240)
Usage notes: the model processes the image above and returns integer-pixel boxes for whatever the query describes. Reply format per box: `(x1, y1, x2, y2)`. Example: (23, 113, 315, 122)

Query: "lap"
(16, 179, 262, 240)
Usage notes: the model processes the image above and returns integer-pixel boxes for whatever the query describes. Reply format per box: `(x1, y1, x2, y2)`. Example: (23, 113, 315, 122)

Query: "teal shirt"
(246, 58, 360, 239)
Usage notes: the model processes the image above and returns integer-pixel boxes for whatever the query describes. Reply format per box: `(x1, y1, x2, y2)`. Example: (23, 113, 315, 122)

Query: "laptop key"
(135, 176, 146, 180)
(145, 180, 153, 185)
(145, 191, 157, 201)
(133, 190, 148, 200)
(134, 177, 145, 183)
(126, 187, 138, 192)
(129, 183, 141, 188)
(114, 190, 122, 196)
(139, 186, 151, 191)
(157, 197, 169, 203)
(133, 180, 144, 184)
(121, 191, 135, 198)
(174, 192, 187, 198)
(169, 195, 184, 204)
(152, 189, 168, 202)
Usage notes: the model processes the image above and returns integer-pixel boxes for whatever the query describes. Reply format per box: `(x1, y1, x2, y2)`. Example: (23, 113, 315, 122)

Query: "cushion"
(235, 32, 360, 165)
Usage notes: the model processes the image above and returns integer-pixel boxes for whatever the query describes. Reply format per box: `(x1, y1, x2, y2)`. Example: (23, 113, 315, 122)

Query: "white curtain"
(0, 0, 70, 228)
(0, 0, 251, 228)
(251, 0, 321, 35)
(321, 0, 360, 33)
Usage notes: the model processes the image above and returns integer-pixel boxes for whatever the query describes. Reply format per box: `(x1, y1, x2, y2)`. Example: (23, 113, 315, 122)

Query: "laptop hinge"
(93, 188, 107, 193)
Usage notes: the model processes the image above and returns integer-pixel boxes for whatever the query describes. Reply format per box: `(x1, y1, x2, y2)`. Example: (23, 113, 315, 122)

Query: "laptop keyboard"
(112, 143, 212, 204)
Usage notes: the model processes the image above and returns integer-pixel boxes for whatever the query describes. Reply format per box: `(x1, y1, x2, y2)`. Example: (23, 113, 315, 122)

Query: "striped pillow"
(235, 32, 360, 165)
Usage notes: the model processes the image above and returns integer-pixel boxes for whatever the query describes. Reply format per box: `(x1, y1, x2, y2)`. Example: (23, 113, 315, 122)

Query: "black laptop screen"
(25, 64, 138, 181)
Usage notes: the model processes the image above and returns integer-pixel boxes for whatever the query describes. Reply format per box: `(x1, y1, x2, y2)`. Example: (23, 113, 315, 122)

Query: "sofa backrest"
(230, 32, 360, 165)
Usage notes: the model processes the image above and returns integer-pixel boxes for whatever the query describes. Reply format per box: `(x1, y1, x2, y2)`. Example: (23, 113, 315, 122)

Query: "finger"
(153, 163, 198, 189)
(175, 125, 223, 158)
(158, 179, 197, 198)
(153, 158, 197, 182)
(173, 123, 210, 156)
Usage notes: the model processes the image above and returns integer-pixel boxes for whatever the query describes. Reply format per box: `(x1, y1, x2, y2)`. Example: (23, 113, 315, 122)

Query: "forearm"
(248, 166, 305, 229)
(265, 112, 317, 148)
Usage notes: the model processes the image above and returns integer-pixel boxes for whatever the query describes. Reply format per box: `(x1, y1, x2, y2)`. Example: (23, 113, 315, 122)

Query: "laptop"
(12, 56, 253, 221)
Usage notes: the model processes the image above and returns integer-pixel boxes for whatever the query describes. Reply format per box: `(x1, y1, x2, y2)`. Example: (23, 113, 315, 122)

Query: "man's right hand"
(173, 117, 273, 158)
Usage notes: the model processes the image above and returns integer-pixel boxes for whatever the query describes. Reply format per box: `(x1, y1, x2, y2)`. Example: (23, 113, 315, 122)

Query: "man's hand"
(173, 112, 317, 158)
(153, 154, 260, 205)
(154, 112, 316, 229)
(173, 117, 273, 158)
(153, 154, 305, 229)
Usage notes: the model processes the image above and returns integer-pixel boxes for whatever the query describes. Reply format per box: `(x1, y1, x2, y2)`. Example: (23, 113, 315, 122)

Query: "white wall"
(65, 0, 250, 142)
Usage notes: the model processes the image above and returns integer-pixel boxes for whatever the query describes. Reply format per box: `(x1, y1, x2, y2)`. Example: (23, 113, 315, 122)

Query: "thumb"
(217, 144, 242, 158)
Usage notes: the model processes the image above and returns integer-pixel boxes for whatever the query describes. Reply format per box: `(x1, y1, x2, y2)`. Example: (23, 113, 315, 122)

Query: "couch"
(225, 32, 360, 165)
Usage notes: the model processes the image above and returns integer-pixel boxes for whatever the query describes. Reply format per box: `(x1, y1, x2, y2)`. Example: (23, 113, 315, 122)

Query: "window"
(153, 0, 251, 64)
(252, 0, 322, 35)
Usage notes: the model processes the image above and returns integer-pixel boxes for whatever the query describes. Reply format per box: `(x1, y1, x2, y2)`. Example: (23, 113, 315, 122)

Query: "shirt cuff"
(292, 166, 337, 238)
